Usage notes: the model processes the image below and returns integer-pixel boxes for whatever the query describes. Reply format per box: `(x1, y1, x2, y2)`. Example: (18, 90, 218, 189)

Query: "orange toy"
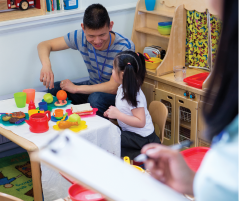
(58, 121, 78, 129)
(56, 90, 67, 101)
(11, 111, 26, 119)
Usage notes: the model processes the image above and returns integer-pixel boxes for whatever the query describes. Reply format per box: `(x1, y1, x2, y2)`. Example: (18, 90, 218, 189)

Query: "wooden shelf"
(138, 8, 174, 18)
(135, 27, 170, 39)
(146, 68, 157, 75)
(180, 120, 191, 130)
(166, 119, 191, 130)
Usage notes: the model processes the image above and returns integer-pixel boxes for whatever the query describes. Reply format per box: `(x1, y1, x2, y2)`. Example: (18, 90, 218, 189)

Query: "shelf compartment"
(135, 27, 170, 39)
(138, 8, 174, 18)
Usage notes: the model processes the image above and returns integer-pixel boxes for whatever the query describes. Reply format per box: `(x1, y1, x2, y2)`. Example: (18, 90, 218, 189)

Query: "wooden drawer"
(157, 82, 200, 102)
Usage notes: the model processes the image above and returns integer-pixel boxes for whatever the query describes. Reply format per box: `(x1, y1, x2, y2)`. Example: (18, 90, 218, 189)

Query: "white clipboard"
(32, 130, 188, 201)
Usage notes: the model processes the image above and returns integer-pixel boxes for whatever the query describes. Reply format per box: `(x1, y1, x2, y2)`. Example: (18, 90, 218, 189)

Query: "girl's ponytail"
(114, 51, 146, 108)
(136, 52, 146, 86)
(122, 63, 139, 107)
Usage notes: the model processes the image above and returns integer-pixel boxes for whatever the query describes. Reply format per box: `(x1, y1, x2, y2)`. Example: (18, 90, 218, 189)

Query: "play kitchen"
(132, 0, 217, 148)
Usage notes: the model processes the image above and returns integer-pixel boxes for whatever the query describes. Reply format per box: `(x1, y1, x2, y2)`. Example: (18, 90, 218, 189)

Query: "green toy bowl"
(54, 115, 63, 120)
(158, 25, 172, 35)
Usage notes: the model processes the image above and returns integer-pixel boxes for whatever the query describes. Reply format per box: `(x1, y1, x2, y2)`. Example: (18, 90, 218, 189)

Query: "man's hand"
(40, 65, 54, 89)
(38, 37, 69, 90)
(60, 79, 78, 94)
(104, 106, 120, 119)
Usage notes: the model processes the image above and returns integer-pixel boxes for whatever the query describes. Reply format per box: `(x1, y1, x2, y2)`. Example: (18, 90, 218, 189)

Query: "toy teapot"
(25, 111, 51, 133)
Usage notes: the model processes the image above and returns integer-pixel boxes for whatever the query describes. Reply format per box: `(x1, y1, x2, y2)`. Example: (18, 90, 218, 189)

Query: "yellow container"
(145, 57, 162, 70)
(28, 109, 44, 117)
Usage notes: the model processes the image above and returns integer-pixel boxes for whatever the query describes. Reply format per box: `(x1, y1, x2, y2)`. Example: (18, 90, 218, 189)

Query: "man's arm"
(61, 76, 119, 95)
(37, 36, 69, 89)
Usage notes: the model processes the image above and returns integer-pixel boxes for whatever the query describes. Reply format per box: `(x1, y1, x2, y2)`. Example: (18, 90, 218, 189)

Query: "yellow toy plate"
(53, 120, 87, 132)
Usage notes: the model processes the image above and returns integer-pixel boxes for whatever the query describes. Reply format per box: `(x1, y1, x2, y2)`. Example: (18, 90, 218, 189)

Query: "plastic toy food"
(11, 112, 25, 119)
(71, 103, 93, 115)
(56, 90, 67, 101)
(2, 114, 12, 121)
(58, 121, 78, 129)
(9, 117, 20, 124)
(54, 90, 67, 106)
(43, 93, 54, 104)
(54, 100, 67, 107)
(68, 114, 81, 125)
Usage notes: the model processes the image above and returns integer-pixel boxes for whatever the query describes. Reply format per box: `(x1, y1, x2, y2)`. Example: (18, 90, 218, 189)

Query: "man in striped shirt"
(38, 4, 135, 117)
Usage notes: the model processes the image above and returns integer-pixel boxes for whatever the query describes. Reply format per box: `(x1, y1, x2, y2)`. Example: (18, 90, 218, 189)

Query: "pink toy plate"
(66, 108, 98, 118)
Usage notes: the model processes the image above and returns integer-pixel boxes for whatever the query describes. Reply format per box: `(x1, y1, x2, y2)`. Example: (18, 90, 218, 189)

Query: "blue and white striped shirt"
(64, 30, 135, 85)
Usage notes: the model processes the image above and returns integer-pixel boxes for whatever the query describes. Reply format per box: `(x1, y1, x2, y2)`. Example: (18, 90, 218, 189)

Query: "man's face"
(82, 22, 113, 51)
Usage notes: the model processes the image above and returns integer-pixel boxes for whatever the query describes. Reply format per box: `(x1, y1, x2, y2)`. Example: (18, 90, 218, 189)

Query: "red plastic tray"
(183, 73, 209, 89)
(181, 147, 210, 172)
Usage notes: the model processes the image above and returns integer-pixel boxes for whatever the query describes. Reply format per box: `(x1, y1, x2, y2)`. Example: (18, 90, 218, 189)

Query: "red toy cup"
(23, 89, 35, 104)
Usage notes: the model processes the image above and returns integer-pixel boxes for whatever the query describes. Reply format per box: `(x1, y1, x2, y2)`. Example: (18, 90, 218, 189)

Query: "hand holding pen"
(138, 141, 196, 196)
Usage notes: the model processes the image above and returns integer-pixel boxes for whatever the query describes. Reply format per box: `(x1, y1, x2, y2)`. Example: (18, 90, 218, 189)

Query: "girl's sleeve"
(129, 94, 145, 110)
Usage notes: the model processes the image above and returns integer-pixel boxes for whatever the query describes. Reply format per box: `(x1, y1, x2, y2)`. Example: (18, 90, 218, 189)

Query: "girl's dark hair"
(83, 4, 110, 30)
(203, 0, 238, 141)
(114, 51, 146, 107)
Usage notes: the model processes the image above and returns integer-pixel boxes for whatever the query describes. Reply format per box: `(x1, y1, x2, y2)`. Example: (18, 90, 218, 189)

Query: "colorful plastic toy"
(28, 100, 36, 110)
(58, 121, 78, 129)
(55, 90, 68, 106)
(0, 113, 29, 126)
(53, 120, 87, 132)
(25, 111, 51, 133)
(11, 111, 25, 119)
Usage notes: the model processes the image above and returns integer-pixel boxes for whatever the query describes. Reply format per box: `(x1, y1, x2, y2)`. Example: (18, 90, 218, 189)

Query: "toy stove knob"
(184, 91, 189, 97)
(189, 93, 196, 99)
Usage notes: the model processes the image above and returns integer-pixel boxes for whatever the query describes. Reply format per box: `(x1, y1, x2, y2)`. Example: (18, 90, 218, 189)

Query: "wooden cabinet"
(141, 81, 155, 109)
(175, 95, 198, 148)
(155, 88, 175, 146)
(142, 74, 211, 148)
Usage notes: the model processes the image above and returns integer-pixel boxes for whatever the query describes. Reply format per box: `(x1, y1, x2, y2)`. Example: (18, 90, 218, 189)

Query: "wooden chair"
(0, 193, 23, 201)
(148, 101, 168, 143)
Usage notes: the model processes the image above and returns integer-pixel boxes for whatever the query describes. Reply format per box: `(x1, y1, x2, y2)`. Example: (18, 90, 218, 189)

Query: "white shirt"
(116, 85, 154, 137)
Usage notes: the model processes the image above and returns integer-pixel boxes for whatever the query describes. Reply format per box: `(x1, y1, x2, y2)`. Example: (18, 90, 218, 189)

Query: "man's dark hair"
(83, 4, 110, 30)
(203, 0, 238, 141)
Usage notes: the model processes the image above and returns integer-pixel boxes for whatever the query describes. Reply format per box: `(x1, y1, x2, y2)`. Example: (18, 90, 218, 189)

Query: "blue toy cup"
(39, 102, 48, 111)
(145, 0, 156, 11)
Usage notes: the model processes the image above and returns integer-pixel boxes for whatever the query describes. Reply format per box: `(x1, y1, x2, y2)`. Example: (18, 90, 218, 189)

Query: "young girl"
(104, 51, 161, 159)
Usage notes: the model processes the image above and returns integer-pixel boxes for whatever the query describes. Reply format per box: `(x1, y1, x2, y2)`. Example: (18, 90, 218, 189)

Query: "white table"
(0, 92, 121, 201)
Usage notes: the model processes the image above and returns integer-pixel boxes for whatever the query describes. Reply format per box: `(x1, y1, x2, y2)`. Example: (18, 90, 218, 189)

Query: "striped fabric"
(64, 30, 135, 85)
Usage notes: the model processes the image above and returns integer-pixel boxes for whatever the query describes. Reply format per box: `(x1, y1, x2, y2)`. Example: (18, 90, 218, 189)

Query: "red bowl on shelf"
(183, 72, 209, 89)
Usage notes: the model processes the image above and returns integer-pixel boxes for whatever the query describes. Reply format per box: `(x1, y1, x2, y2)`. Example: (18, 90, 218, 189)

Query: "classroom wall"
(0, 0, 136, 97)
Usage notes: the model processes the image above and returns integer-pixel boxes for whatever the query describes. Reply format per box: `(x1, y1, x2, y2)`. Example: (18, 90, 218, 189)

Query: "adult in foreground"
(142, 0, 238, 200)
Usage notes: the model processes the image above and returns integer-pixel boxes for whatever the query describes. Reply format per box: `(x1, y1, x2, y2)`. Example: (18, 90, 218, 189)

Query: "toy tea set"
(0, 89, 97, 133)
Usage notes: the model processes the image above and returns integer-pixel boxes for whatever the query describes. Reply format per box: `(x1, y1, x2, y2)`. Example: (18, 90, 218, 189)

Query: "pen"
(134, 140, 193, 162)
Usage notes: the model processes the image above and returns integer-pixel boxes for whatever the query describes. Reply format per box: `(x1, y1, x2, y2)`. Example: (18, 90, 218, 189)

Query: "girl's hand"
(106, 106, 120, 119)
(103, 110, 109, 118)
(141, 143, 195, 196)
